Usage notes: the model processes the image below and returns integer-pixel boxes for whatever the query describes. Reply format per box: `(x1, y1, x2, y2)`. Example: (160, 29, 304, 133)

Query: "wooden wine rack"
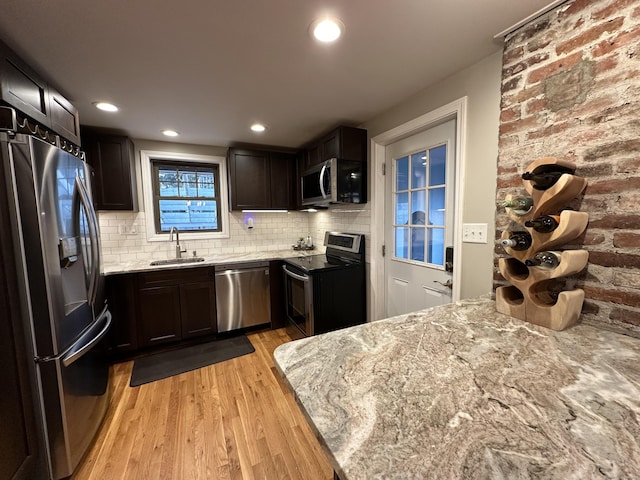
(495, 157, 589, 331)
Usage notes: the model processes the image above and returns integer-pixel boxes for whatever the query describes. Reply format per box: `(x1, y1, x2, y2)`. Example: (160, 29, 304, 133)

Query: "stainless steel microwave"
(300, 158, 366, 206)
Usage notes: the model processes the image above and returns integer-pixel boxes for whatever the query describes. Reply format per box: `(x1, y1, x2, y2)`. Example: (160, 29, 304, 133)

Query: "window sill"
(147, 231, 230, 242)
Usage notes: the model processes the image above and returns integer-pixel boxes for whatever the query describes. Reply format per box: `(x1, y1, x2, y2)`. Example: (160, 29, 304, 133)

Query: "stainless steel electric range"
(282, 232, 366, 339)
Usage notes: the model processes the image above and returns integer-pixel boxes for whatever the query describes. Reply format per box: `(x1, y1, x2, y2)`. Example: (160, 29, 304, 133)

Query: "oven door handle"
(282, 265, 310, 282)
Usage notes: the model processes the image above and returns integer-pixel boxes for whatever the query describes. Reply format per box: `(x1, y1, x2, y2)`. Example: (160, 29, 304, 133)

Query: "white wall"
(362, 51, 502, 299)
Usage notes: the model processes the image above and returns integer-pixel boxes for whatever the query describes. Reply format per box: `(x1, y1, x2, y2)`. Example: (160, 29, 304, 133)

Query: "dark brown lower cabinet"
(107, 267, 217, 354)
(138, 285, 183, 347)
(180, 282, 217, 338)
(106, 274, 138, 353)
(137, 268, 216, 348)
(107, 262, 281, 357)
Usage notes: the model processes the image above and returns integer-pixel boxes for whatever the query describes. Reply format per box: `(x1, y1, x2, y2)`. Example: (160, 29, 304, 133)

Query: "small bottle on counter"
(306, 234, 313, 248)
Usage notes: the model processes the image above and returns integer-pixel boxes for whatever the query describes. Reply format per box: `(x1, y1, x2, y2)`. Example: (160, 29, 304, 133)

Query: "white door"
(384, 119, 456, 316)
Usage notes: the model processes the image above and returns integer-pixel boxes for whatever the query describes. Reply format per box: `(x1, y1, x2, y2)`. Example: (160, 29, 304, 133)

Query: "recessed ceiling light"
(250, 123, 266, 133)
(311, 17, 344, 43)
(162, 130, 180, 137)
(94, 102, 118, 112)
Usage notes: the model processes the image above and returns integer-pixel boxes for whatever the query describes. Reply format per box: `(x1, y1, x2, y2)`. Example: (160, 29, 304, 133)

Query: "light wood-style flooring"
(71, 328, 333, 480)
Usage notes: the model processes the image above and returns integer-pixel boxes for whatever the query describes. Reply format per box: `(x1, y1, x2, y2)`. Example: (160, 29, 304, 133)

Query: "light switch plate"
(462, 223, 488, 243)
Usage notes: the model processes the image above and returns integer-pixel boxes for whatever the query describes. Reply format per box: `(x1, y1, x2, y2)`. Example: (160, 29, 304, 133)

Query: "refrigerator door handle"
(62, 309, 111, 367)
(75, 175, 101, 306)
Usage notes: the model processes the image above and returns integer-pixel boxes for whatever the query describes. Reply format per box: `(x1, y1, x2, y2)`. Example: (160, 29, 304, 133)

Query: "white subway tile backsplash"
(99, 226, 119, 235)
(98, 205, 372, 265)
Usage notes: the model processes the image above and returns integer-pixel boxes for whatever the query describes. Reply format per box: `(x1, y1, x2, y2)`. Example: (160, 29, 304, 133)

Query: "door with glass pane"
(384, 119, 455, 316)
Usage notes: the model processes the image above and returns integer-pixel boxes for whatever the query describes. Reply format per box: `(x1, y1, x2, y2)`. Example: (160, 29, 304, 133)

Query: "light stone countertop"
(102, 248, 321, 275)
(274, 296, 640, 480)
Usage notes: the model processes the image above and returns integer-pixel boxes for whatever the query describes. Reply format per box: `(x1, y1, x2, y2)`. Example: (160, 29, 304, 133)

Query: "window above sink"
(139, 150, 230, 242)
(152, 161, 222, 234)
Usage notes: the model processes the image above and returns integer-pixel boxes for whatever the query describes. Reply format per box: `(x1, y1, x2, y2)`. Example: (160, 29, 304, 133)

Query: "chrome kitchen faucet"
(169, 226, 187, 258)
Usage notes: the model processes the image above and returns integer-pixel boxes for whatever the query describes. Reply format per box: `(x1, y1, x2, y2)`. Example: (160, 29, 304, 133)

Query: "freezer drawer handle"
(62, 310, 112, 367)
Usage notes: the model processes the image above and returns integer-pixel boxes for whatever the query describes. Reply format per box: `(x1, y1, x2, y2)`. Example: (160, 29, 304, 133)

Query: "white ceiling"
(0, 1, 556, 149)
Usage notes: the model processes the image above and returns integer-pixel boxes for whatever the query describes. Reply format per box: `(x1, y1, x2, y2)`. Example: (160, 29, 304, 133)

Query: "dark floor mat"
(130, 335, 255, 387)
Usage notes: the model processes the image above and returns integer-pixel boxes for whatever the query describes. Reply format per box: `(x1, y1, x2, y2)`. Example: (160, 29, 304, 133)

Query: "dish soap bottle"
(306, 234, 313, 248)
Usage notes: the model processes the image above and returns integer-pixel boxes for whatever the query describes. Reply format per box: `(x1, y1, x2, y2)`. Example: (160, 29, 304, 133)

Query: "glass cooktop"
(284, 232, 365, 273)
(282, 254, 356, 273)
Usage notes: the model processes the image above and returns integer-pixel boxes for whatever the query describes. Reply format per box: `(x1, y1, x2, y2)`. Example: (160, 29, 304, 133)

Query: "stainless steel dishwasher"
(214, 261, 271, 333)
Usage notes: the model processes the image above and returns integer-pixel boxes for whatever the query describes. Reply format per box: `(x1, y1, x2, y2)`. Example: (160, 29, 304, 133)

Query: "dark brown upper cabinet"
(82, 128, 138, 211)
(269, 151, 296, 209)
(0, 39, 80, 146)
(301, 125, 367, 171)
(0, 41, 49, 127)
(48, 87, 80, 145)
(227, 147, 296, 210)
(296, 125, 367, 208)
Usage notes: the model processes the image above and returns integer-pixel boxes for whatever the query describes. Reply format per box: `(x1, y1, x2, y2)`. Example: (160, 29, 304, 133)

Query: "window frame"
(391, 141, 449, 269)
(151, 160, 222, 234)
(140, 150, 230, 242)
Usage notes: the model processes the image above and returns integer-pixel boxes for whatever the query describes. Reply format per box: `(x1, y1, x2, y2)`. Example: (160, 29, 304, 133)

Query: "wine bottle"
(501, 196, 534, 215)
(525, 251, 561, 270)
(499, 232, 532, 251)
(524, 214, 561, 233)
(521, 164, 574, 190)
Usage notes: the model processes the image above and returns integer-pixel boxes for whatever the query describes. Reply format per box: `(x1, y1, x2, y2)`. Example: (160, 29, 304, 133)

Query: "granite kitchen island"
(274, 296, 640, 480)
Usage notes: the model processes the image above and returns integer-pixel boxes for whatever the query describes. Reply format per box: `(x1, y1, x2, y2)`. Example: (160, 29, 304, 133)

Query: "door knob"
(433, 279, 453, 289)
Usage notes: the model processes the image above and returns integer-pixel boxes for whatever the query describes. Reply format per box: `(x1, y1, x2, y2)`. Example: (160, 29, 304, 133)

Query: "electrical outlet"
(462, 223, 488, 244)
(118, 224, 138, 235)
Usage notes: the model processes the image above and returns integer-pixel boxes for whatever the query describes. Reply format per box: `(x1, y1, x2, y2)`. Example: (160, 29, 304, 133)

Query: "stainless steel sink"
(149, 257, 205, 266)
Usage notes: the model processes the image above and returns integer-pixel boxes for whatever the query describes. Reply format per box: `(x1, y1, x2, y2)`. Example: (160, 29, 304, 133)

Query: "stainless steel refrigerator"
(1, 127, 112, 479)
